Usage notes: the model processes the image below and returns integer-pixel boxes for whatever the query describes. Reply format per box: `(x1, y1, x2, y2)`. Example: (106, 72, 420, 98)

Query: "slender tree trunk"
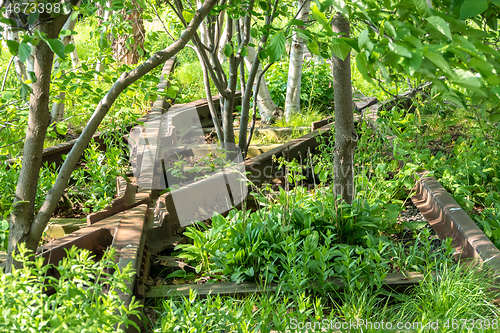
(222, 18, 237, 147)
(51, 13, 80, 123)
(8, 23, 59, 268)
(197, 0, 210, 47)
(332, 13, 357, 204)
(284, 0, 310, 121)
(113, 0, 145, 64)
(243, 37, 279, 123)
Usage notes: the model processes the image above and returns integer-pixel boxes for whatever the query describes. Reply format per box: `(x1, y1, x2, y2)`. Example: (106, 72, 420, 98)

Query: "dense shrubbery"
(0, 246, 141, 332)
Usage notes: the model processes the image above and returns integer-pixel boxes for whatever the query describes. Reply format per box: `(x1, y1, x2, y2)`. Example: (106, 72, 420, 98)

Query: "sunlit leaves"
(426, 16, 452, 40)
(182, 9, 195, 23)
(355, 53, 373, 83)
(452, 69, 483, 90)
(358, 29, 373, 51)
(311, 5, 333, 35)
(388, 43, 412, 58)
(412, 0, 431, 15)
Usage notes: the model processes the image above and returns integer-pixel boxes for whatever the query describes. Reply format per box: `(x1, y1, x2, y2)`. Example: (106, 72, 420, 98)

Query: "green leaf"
(423, 49, 453, 75)
(6, 40, 19, 56)
(259, 1, 269, 11)
(376, 62, 390, 81)
(489, 113, 500, 122)
(64, 44, 75, 54)
(241, 46, 248, 57)
(426, 16, 452, 40)
(356, 53, 373, 83)
(28, 12, 39, 25)
(493, 0, 500, 8)
(331, 38, 350, 61)
(166, 86, 178, 99)
(267, 31, 286, 63)
(332, 0, 348, 17)
(18, 43, 32, 62)
(452, 69, 483, 89)
(307, 39, 320, 55)
(47, 39, 66, 59)
(460, 0, 488, 19)
(406, 49, 423, 75)
(0, 219, 8, 231)
(358, 29, 372, 51)
(223, 43, 233, 57)
(389, 43, 412, 58)
(55, 122, 67, 136)
(286, 19, 305, 27)
(2, 91, 13, 101)
(182, 10, 195, 23)
(412, 0, 431, 15)
(250, 28, 258, 38)
(312, 5, 334, 35)
(165, 270, 187, 279)
(383, 21, 396, 38)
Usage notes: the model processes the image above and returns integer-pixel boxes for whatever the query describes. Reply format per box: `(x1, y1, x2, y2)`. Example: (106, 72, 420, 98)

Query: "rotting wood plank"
(146, 272, 425, 298)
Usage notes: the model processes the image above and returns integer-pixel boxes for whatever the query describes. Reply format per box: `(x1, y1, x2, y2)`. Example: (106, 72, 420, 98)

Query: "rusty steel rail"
(413, 175, 500, 276)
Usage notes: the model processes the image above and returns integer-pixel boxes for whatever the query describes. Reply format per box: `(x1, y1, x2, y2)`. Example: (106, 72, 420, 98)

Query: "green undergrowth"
(150, 261, 500, 332)
(377, 99, 500, 249)
(0, 131, 130, 251)
(143, 122, 496, 330)
(0, 245, 142, 332)
(145, 116, 500, 330)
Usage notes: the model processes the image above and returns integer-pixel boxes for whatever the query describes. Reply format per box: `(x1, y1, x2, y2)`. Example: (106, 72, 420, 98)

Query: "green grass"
(73, 18, 101, 63)
(273, 107, 325, 127)
(147, 263, 500, 332)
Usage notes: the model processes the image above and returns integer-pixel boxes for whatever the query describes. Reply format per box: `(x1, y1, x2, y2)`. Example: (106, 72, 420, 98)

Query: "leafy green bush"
(265, 59, 334, 111)
(175, 183, 453, 285)
(0, 245, 141, 332)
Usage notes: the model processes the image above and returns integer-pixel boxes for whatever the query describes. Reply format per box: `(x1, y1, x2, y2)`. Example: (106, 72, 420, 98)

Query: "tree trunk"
(284, 0, 310, 121)
(217, 17, 233, 65)
(113, 0, 145, 65)
(222, 18, 237, 147)
(8, 22, 60, 269)
(51, 13, 80, 123)
(332, 13, 357, 204)
(243, 38, 279, 123)
(6, 0, 218, 271)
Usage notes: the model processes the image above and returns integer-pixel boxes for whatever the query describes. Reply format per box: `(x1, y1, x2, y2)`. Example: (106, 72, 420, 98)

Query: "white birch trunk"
(243, 39, 279, 123)
(217, 19, 234, 64)
(284, 0, 310, 121)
